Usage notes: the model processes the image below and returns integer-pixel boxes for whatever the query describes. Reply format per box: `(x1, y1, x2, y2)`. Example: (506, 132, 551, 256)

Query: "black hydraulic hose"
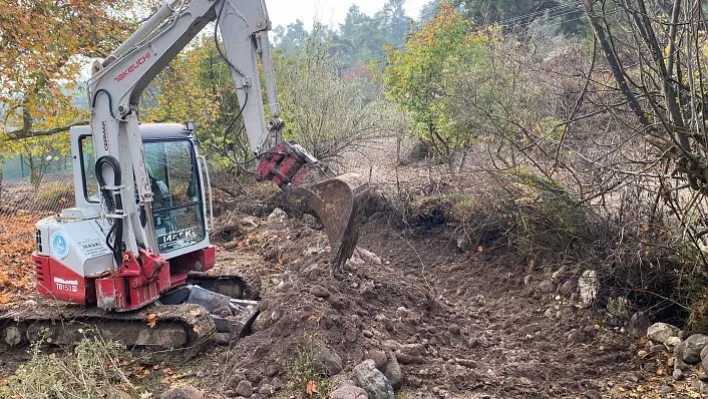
(95, 155, 124, 266)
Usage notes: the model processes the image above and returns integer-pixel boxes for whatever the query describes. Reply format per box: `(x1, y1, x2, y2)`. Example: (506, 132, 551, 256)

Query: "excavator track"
(0, 302, 215, 362)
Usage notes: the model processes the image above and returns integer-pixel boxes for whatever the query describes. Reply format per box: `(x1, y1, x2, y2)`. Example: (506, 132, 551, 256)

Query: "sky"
(264, 0, 430, 30)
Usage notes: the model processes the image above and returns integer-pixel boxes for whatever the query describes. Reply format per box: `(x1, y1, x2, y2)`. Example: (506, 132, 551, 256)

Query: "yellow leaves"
(146, 313, 158, 328)
(0, 294, 11, 305)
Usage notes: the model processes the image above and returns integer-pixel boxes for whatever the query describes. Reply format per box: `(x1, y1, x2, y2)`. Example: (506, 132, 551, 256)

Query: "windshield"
(144, 140, 205, 253)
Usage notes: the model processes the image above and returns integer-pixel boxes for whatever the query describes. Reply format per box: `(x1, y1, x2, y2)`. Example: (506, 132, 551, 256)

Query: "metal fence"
(0, 171, 75, 218)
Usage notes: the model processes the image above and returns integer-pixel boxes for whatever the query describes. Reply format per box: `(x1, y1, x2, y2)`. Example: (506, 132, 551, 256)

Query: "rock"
(362, 330, 374, 338)
(250, 312, 269, 333)
(312, 345, 343, 376)
(275, 281, 292, 292)
(357, 247, 382, 265)
(302, 213, 319, 227)
(258, 384, 275, 395)
(567, 329, 586, 344)
(675, 357, 691, 372)
(266, 365, 279, 377)
(267, 208, 288, 222)
(310, 285, 331, 298)
(560, 280, 574, 297)
(160, 387, 203, 399)
(673, 368, 685, 381)
(456, 359, 479, 368)
(578, 270, 598, 307)
(523, 275, 533, 286)
(627, 312, 651, 338)
(271, 377, 283, 390)
(647, 322, 679, 344)
(331, 385, 369, 399)
(649, 344, 666, 353)
(384, 350, 403, 390)
(584, 391, 602, 399)
(537, 280, 555, 294)
(702, 345, 708, 361)
(675, 334, 708, 365)
(234, 380, 253, 397)
(238, 216, 260, 233)
(353, 360, 395, 399)
(369, 350, 387, 370)
(552, 266, 568, 283)
(700, 372, 708, 383)
(665, 336, 681, 351)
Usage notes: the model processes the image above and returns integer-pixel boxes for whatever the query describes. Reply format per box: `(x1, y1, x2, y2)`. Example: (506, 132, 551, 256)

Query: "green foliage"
(275, 29, 404, 166)
(384, 3, 491, 160)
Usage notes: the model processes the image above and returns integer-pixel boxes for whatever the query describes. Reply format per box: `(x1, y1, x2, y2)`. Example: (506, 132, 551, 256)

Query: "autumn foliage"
(0, 214, 36, 304)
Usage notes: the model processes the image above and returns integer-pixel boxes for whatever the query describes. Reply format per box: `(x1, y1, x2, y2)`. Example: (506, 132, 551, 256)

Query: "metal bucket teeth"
(293, 172, 369, 269)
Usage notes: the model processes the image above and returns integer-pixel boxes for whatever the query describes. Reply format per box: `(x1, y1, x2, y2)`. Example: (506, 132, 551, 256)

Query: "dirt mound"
(205, 207, 641, 398)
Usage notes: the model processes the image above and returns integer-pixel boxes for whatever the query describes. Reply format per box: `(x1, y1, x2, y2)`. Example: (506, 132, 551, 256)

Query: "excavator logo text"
(114, 52, 152, 82)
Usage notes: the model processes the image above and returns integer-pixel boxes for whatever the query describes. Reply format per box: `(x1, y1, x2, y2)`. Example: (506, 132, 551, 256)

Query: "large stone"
(353, 360, 395, 399)
(369, 350, 387, 370)
(312, 345, 343, 376)
(160, 387, 203, 399)
(310, 285, 331, 298)
(384, 351, 403, 390)
(331, 385, 368, 399)
(267, 208, 288, 222)
(701, 344, 708, 361)
(675, 334, 708, 365)
(665, 336, 681, 351)
(627, 312, 651, 338)
(537, 280, 555, 294)
(647, 322, 679, 344)
(578, 270, 598, 307)
(234, 380, 253, 397)
(357, 247, 382, 265)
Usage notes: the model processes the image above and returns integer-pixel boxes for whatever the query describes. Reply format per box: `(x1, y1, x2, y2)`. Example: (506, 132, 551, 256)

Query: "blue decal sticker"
(50, 231, 70, 260)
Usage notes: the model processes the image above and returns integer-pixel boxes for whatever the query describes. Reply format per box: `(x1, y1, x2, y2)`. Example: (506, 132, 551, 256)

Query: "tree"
(383, 2, 473, 160)
(0, 1, 131, 142)
(275, 30, 402, 165)
(450, 0, 587, 36)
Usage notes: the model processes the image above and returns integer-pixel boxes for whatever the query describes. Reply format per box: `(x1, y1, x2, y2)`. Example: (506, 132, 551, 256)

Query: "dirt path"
(352, 217, 635, 399)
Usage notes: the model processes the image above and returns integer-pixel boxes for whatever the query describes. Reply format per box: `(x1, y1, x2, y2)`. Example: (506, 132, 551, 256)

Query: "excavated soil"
(190, 205, 652, 399)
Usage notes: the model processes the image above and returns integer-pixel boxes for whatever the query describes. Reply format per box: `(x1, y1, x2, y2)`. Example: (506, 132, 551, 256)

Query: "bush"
(283, 334, 335, 399)
(275, 28, 405, 167)
(2, 331, 135, 398)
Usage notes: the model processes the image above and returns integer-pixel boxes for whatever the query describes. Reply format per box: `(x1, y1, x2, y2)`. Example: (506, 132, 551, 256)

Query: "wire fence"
(0, 172, 76, 219)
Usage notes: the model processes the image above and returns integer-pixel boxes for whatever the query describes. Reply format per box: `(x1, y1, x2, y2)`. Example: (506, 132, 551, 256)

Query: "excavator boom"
(0, 0, 368, 354)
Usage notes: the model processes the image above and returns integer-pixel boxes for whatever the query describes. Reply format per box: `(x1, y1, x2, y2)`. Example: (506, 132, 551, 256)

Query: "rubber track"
(0, 302, 216, 361)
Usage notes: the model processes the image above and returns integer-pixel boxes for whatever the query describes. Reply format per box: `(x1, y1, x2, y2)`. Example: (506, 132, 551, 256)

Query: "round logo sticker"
(50, 231, 70, 260)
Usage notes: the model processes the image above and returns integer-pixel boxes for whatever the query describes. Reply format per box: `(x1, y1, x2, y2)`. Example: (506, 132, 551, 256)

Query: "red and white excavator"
(0, 0, 368, 354)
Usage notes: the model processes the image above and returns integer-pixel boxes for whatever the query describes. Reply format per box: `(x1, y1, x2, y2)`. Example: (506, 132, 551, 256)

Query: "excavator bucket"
(293, 173, 369, 269)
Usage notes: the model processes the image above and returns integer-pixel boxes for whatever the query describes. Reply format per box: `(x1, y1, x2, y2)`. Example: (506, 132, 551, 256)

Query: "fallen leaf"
(146, 313, 157, 328)
(193, 325, 203, 334)
(477, 246, 484, 253)
(306, 380, 318, 395)
(0, 294, 11, 304)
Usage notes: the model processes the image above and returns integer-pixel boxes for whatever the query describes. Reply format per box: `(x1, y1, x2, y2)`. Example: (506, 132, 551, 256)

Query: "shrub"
(2, 331, 135, 398)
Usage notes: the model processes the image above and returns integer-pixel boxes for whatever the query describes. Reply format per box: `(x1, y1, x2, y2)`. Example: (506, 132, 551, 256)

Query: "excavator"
(0, 0, 368, 356)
